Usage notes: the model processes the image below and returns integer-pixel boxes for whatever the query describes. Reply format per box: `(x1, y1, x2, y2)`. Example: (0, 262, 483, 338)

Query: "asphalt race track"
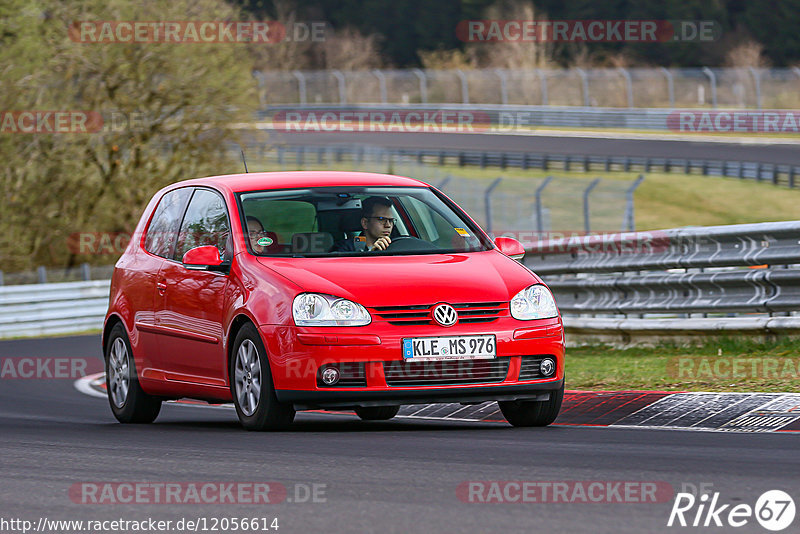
(268, 130, 800, 166)
(1, 335, 797, 533)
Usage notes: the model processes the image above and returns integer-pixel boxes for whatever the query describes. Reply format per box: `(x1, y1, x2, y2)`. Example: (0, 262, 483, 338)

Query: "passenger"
(246, 215, 267, 254)
(332, 196, 395, 252)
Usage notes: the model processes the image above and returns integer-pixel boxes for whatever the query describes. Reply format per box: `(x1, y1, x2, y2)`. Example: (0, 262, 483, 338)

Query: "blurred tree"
(0, 0, 254, 271)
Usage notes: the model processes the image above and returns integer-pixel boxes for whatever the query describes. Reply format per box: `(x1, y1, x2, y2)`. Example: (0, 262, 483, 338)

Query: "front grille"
(317, 362, 366, 387)
(371, 302, 507, 326)
(518, 356, 553, 380)
(383, 357, 510, 386)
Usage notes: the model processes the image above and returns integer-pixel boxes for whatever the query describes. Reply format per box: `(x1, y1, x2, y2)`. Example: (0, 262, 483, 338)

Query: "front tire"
(230, 323, 295, 431)
(354, 406, 400, 421)
(498, 385, 564, 427)
(105, 322, 161, 424)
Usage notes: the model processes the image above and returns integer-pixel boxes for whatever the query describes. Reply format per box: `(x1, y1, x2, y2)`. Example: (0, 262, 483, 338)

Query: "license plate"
(402, 335, 496, 361)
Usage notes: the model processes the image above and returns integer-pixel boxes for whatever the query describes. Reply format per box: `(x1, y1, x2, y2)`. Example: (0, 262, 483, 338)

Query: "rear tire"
(105, 323, 161, 424)
(354, 406, 400, 421)
(498, 385, 564, 427)
(230, 323, 295, 431)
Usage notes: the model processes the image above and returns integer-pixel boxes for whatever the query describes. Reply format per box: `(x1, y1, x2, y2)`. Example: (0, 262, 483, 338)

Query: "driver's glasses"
(366, 216, 396, 225)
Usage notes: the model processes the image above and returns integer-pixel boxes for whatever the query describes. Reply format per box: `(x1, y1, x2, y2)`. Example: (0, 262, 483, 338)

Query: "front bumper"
(276, 379, 564, 409)
(260, 317, 565, 408)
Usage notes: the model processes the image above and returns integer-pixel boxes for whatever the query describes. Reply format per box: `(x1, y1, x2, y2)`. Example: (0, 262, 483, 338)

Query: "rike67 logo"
(668, 489, 795, 531)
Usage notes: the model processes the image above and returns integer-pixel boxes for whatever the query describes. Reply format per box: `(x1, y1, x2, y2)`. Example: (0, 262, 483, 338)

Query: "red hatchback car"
(103, 171, 565, 430)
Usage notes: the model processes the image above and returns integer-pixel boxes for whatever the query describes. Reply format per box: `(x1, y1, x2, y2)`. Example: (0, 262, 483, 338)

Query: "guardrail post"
(0, 270, 4, 286)
(437, 175, 452, 190)
(456, 69, 469, 104)
(484, 177, 503, 235)
(292, 70, 307, 105)
(81, 263, 91, 281)
(702, 67, 717, 108)
(412, 69, 427, 104)
(332, 69, 346, 104)
(495, 69, 508, 105)
(790, 167, 796, 189)
(583, 178, 601, 233)
(622, 174, 645, 231)
(618, 67, 633, 108)
(535, 176, 554, 233)
(575, 68, 590, 107)
(537, 69, 549, 105)
(749, 67, 762, 110)
(373, 69, 388, 104)
(37, 266, 47, 284)
(660, 67, 675, 108)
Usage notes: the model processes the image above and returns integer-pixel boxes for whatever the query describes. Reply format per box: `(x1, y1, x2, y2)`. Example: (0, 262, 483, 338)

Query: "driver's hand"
(370, 236, 391, 251)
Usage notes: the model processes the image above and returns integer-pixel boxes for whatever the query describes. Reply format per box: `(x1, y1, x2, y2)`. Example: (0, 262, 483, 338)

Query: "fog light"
(321, 366, 340, 385)
(540, 357, 556, 377)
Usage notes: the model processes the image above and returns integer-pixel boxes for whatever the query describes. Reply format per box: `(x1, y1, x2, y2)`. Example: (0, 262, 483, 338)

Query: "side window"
(144, 188, 192, 258)
(174, 189, 230, 261)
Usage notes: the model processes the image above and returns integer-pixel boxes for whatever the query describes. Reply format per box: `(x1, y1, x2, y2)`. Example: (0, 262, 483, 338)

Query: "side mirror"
(182, 245, 226, 271)
(494, 236, 525, 261)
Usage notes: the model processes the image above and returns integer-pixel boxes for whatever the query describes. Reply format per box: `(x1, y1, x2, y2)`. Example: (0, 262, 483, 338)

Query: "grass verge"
(566, 337, 800, 393)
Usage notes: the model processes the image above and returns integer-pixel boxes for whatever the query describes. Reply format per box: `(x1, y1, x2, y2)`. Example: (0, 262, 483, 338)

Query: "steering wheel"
(385, 236, 439, 252)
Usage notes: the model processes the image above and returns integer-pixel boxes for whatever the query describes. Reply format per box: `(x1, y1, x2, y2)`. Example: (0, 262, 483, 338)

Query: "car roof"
(174, 171, 431, 194)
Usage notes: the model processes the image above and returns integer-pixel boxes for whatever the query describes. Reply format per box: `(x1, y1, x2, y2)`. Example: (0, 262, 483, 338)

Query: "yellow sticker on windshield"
(454, 227, 470, 237)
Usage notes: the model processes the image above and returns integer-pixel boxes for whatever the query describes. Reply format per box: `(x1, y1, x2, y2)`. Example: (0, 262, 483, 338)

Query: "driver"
(332, 196, 395, 252)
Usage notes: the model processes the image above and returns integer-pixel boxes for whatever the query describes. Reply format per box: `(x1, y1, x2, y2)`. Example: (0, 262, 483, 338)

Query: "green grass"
(566, 337, 800, 392)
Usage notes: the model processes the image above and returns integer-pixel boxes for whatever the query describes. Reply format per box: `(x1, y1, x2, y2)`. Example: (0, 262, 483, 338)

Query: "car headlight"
(510, 284, 558, 320)
(292, 293, 371, 326)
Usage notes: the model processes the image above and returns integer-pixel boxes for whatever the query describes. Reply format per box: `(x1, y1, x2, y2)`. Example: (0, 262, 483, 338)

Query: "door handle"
(157, 282, 167, 294)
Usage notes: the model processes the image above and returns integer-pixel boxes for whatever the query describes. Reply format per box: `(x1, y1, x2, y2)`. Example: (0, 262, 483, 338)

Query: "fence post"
(292, 70, 307, 105)
(253, 71, 266, 108)
(583, 178, 601, 233)
(618, 67, 633, 108)
(702, 67, 717, 108)
(575, 68, 590, 107)
(535, 176, 554, 233)
(623, 174, 645, 231)
(412, 69, 427, 104)
(749, 67, 762, 109)
(456, 69, 469, 104)
(331, 70, 346, 104)
(373, 69, 388, 104)
(37, 266, 47, 284)
(484, 177, 503, 235)
(660, 67, 675, 108)
(537, 69, 548, 105)
(81, 263, 91, 281)
(495, 69, 508, 105)
(0, 270, 4, 286)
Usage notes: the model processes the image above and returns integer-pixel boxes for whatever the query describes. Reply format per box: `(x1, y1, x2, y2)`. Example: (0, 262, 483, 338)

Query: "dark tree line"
(239, 0, 800, 67)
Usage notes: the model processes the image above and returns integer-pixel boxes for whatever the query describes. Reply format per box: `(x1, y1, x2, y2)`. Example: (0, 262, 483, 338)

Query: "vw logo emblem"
(432, 303, 458, 327)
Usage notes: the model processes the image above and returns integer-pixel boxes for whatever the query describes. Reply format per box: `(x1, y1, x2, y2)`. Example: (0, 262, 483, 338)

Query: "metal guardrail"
(259, 103, 679, 130)
(524, 221, 800, 327)
(248, 143, 800, 190)
(0, 280, 110, 338)
(1, 222, 798, 339)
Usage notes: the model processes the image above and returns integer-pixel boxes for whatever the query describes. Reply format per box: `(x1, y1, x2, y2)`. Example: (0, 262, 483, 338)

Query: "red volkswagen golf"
(103, 171, 565, 430)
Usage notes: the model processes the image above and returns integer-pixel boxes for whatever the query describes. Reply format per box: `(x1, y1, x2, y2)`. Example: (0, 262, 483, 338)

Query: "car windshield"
(237, 186, 493, 257)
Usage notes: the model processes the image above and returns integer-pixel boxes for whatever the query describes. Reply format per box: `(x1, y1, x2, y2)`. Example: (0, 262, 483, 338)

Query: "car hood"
(257, 251, 540, 307)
